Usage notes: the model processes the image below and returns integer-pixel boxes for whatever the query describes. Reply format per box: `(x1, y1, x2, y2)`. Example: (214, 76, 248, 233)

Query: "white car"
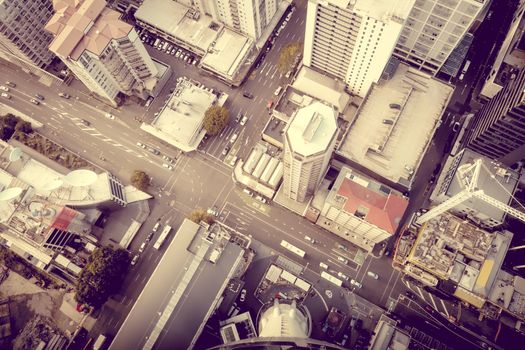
(240, 115, 248, 126)
(274, 86, 282, 96)
(136, 142, 146, 148)
(162, 163, 173, 170)
(319, 262, 329, 270)
(304, 235, 316, 244)
(104, 112, 115, 120)
(0, 86, 9, 92)
(367, 271, 379, 279)
(337, 256, 348, 264)
(350, 279, 362, 289)
(1, 93, 10, 99)
(153, 222, 161, 232)
(230, 133, 238, 144)
(131, 254, 139, 266)
(240, 289, 247, 302)
(337, 272, 349, 281)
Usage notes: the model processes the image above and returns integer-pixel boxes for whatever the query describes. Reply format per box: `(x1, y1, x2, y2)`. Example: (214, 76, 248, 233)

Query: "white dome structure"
(258, 299, 309, 338)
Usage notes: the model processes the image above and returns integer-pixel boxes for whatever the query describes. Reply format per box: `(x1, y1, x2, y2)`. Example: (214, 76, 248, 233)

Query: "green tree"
(188, 208, 214, 225)
(131, 170, 150, 191)
(75, 246, 130, 309)
(203, 106, 229, 136)
(277, 42, 303, 74)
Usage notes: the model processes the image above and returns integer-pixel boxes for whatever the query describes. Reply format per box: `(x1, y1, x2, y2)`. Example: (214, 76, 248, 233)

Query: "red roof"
(337, 177, 408, 234)
(50, 207, 77, 231)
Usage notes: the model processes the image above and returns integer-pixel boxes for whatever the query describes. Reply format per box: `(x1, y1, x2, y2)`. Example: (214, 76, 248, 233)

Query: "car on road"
(337, 244, 349, 252)
(1, 93, 10, 99)
(58, 92, 70, 99)
(5, 81, 16, 88)
(81, 119, 91, 126)
(274, 86, 283, 96)
(242, 91, 254, 99)
(162, 163, 173, 170)
(242, 188, 253, 197)
(405, 291, 416, 300)
(162, 155, 174, 163)
(286, 12, 293, 21)
(239, 289, 247, 302)
(452, 121, 460, 132)
(367, 271, 379, 279)
(207, 207, 219, 217)
(153, 222, 161, 232)
(349, 315, 358, 328)
(104, 112, 115, 120)
(285, 71, 292, 79)
(139, 242, 146, 253)
(240, 115, 248, 126)
(34, 93, 45, 100)
(304, 235, 316, 244)
(222, 145, 230, 156)
(229, 156, 238, 167)
(131, 254, 140, 266)
(230, 133, 238, 144)
(350, 279, 362, 289)
(146, 232, 154, 243)
(319, 262, 329, 269)
(267, 100, 274, 109)
(30, 98, 40, 105)
(235, 113, 243, 123)
(149, 148, 160, 155)
(0, 85, 9, 92)
(337, 272, 349, 281)
(337, 256, 348, 264)
(136, 142, 146, 148)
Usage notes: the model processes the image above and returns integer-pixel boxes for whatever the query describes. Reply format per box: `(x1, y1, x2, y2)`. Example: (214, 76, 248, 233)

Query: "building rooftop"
(338, 63, 453, 188)
(46, 0, 131, 60)
(110, 220, 244, 350)
(135, 0, 218, 53)
(200, 28, 253, 78)
(408, 213, 511, 297)
(327, 0, 414, 22)
(285, 102, 337, 157)
(335, 168, 408, 235)
(141, 78, 217, 152)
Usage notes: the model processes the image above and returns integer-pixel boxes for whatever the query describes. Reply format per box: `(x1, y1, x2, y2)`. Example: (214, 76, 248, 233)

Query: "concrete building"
(302, 0, 414, 97)
(337, 62, 453, 189)
(258, 299, 310, 338)
(480, 2, 525, 99)
(464, 66, 525, 166)
(430, 149, 520, 228)
(394, 0, 488, 76)
(0, 0, 56, 70)
(45, 0, 159, 106)
(140, 77, 222, 153)
(109, 220, 245, 350)
(316, 166, 409, 252)
(370, 315, 411, 350)
(200, 0, 280, 40)
(283, 101, 338, 203)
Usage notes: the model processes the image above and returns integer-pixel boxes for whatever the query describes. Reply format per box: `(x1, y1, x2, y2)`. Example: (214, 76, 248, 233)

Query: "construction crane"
(416, 158, 525, 224)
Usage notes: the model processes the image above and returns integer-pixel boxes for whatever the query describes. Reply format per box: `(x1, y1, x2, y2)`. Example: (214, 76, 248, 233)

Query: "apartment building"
(464, 66, 525, 166)
(283, 101, 338, 203)
(303, 0, 414, 97)
(0, 0, 56, 69)
(394, 0, 488, 76)
(45, 0, 158, 106)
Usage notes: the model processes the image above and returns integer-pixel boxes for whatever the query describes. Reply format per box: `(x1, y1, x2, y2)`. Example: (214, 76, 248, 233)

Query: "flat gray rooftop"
(109, 220, 244, 350)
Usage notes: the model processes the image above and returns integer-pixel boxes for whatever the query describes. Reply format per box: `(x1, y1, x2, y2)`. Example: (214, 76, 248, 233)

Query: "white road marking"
(440, 299, 450, 318)
(416, 286, 425, 301)
(429, 293, 438, 311)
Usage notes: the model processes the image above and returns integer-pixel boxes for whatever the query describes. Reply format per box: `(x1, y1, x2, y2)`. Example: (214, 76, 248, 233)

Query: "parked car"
(274, 86, 283, 96)
(139, 242, 146, 253)
(149, 148, 160, 155)
(5, 81, 16, 88)
(131, 254, 140, 266)
(0, 85, 9, 92)
(104, 112, 115, 120)
(337, 256, 348, 264)
(81, 119, 91, 126)
(349, 315, 358, 327)
(452, 121, 460, 132)
(162, 163, 173, 170)
(240, 115, 248, 126)
(236, 113, 243, 123)
(58, 92, 70, 99)
(136, 142, 146, 148)
(337, 272, 349, 281)
(239, 289, 247, 302)
(319, 262, 328, 270)
(146, 232, 154, 242)
(242, 92, 254, 99)
(229, 156, 238, 167)
(30, 98, 40, 105)
(230, 133, 238, 144)
(1, 93, 10, 99)
(222, 145, 230, 156)
(350, 279, 362, 289)
(34, 93, 45, 100)
(367, 271, 379, 279)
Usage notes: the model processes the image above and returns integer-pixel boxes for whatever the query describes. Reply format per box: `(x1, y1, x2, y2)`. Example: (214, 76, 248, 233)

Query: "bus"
(153, 225, 172, 250)
(119, 220, 141, 249)
(321, 271, 343, 287)
(280, 240, 305, 258)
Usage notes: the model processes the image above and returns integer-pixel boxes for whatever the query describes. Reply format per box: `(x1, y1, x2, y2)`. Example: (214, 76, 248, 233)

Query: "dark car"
(5, 81, 16, 88)
(222, 145, 230, 156)
(81, 119, 91, 126)
(242, 92, 254, 99)
(34, 93, 45, 100)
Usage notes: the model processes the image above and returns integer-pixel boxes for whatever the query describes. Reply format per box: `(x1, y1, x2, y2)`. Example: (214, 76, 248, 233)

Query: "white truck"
(93, 334, 107, 350)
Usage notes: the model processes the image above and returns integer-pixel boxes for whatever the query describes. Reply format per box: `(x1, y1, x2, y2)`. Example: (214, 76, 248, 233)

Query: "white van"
(319, 262, 328, 270)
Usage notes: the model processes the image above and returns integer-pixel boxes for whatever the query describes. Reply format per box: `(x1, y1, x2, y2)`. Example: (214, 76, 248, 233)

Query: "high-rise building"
(394, 0, 487, 76)
(283, 101, 338, 203)
(302, 0, 414, 97)
(194, 0, 278, 40)
(464, 67, 525, 166)
(45, 0, 158, 106)
(0, 0, 56, 69)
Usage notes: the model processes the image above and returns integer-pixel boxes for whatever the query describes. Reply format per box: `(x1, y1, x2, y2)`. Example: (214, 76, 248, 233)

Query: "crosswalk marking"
(416, 286, 426, 301)
(440, 299, 450, 318)
(429, 293, 438, 311)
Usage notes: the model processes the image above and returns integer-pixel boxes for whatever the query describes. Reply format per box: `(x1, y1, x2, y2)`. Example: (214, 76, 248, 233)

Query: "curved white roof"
(258, 300, 309, 338)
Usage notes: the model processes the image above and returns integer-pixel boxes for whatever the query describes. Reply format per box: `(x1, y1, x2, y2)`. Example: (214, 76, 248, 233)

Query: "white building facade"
(394, 0, 488, 75)
(45, 0, 158, 106)
(197, 0, 278, 40)
(283, 102, 337, 203)
(303, 0, 414, 97)
(0, 0, 56, 69)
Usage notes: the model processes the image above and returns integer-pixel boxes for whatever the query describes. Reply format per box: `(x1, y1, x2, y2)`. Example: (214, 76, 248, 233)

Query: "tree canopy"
(188, 208, 215, 225)
(203, 106, 229, 136)
(277, 42, 303, 74)
(131, 170, 150, 191)
(75, 246, 130, 309)
(0, 113, 33, 141)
